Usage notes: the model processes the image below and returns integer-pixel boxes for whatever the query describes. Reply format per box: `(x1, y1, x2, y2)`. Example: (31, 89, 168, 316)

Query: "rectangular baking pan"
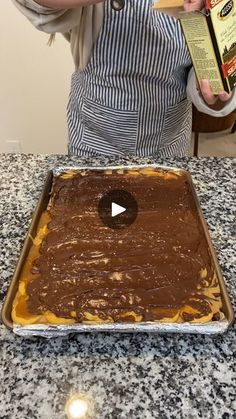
(1, 165, 234, 336)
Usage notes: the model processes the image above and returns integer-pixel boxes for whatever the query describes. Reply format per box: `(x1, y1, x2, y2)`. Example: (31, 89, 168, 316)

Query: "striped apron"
(67, 0, 192, 157)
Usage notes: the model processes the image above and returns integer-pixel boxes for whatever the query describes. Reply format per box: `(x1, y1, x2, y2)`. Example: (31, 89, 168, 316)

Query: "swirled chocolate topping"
(25, 168, 220, 323)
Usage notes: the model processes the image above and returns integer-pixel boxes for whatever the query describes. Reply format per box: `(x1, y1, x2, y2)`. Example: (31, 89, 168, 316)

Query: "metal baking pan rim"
(1, 165, 234, 334)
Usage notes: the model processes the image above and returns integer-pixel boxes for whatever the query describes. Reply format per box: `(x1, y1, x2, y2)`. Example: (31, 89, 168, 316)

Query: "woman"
(13, 0, 235, 157)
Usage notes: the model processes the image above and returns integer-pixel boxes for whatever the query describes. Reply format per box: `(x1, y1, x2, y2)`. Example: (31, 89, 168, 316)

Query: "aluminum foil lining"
(13, 320, 230, 338)
(52, 164, 185, 177)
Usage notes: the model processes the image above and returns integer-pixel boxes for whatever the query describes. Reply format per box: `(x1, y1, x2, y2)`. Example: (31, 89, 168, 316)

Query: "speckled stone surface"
(0, 154, 235, 419)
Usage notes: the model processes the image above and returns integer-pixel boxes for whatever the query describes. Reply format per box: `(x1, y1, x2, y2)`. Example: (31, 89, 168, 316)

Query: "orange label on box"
(205, 0, 223, 8)
(221, 56, 236, 77)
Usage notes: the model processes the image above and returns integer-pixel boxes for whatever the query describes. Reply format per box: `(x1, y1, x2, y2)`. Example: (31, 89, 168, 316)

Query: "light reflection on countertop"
(65, 393, 93, 419)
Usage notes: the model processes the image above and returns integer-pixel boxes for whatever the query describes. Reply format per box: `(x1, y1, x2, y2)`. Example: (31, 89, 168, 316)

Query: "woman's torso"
(68, 0, 192, 157)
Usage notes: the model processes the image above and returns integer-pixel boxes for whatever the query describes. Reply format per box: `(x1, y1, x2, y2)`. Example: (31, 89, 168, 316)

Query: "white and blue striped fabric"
(67, 0, 192, 157)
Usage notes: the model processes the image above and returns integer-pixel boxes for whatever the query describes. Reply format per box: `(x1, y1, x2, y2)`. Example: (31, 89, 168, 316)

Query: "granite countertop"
(0, 154, 235, 419)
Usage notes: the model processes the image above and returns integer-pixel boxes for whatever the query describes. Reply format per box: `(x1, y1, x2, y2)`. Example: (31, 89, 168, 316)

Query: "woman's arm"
(12, 0, 103, 33)
(34, 0, 103, 8)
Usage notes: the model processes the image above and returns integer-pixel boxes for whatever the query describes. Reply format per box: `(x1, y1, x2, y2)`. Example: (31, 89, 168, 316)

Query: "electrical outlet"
(6, 141, 22, 153)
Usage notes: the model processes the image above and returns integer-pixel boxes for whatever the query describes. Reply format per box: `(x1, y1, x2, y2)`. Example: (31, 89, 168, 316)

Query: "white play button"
(98, 189, 138, 229)
(111, 202, 126, 218)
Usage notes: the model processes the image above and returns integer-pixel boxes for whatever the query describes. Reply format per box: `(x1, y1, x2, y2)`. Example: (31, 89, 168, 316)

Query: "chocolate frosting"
(27, 169, 216, 322)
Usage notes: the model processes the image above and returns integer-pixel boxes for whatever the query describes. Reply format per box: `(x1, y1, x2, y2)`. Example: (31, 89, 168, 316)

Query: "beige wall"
(0, 1, 74, 154)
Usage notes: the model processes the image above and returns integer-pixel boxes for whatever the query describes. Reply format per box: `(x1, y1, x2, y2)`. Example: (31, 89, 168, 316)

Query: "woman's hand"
(200, 80, 232, 109)
(183, 0, 204, 11)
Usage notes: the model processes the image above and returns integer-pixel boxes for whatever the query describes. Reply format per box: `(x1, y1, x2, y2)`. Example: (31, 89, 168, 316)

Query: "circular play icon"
(98, 189, 138, 229)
